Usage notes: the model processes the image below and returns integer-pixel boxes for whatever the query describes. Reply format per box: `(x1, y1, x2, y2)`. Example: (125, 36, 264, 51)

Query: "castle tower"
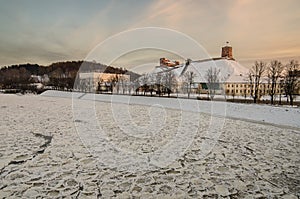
(221, 42, 233, 59)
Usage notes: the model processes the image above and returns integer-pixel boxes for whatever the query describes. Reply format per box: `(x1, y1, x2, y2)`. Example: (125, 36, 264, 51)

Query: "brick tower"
(221, 42, 233, 59)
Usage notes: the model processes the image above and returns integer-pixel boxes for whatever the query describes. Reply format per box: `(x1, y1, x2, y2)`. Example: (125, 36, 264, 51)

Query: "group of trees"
(202, 60, 299, 105)
(136, 69, 219, 99)
(0, 62, 81, 91)
(135, 67, 221, 99)
(0, 61, 139, 92)
(135, 70, 178, 97)
(248, 60, 299, 105)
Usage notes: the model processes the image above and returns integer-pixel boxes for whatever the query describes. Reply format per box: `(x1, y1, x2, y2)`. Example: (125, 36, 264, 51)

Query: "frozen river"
(0, 92, 299, 198)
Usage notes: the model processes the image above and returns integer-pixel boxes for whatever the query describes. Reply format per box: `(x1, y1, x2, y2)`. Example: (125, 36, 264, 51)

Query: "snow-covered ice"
(0, 91, 299, 198)
(42, 90, 300, 128)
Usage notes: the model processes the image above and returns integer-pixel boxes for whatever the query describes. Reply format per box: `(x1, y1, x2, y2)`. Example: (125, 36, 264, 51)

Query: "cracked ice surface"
(0, 93, 299, 198)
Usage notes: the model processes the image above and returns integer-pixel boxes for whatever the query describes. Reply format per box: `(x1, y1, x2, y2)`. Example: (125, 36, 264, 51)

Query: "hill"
(0, 61, 140, 92)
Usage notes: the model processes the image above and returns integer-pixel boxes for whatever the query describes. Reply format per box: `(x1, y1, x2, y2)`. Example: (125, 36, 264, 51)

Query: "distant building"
(29, 74, 50, 83)
(160, 58, 180, 67)
(221, 42, 234, 60)
(141, 44, 297, 100)
(77, 72, 130, 92)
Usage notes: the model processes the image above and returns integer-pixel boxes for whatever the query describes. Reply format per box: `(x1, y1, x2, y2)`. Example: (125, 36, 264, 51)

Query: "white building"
(77, 72, 130, 92)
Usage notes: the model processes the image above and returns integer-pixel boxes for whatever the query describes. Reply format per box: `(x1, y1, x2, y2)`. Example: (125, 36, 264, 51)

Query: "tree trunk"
(270, 95, 274, 105)
(289, 94, 293, 106)
(279, 93, 281, 105)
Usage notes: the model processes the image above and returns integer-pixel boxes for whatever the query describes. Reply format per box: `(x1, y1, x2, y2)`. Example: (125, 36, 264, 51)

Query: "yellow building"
(224, 82, 285, 98)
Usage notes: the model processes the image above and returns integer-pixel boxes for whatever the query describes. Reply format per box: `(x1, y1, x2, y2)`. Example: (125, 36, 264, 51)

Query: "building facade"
(77, 72, 130, 92)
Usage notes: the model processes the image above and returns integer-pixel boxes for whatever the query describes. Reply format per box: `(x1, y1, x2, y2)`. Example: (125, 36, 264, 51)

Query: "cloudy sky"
(0, 0, 299, 71)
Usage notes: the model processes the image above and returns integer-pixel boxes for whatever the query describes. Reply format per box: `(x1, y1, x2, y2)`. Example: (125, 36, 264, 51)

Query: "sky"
(0, 0, 299, 72)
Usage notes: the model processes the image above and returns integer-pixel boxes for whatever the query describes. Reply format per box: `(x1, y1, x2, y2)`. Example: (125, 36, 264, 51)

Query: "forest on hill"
(0, 61, 140, 92)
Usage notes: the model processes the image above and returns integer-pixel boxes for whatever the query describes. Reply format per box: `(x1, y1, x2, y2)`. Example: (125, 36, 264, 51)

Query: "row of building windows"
(226, 89, 284, 94)
(226, 84, 283, 89)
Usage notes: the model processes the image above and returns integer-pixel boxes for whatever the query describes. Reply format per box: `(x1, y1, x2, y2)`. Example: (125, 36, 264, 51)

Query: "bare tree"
(220, 76, 228, 100)
(127, 81, 133, 94)
(248, 61, 266, 103)
(184, 71, 196, 98)
(108, 75, 119, 93)
(134, 80, 140, 95)
(163, 70, 177, 97)
(147, 73, 156, 96)
(231, 89, 236, 101)
(118, 75, 127, 94)
(154, 72, 163, 96)
(283, 60, 299, 106)
(139, 73, 150, 95)
(97, 77, 104, 93)
(267, 60, 284, 105)
(205, 67, 220, 100)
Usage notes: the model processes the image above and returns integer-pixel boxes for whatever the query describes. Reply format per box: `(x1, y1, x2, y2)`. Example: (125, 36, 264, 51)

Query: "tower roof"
(223, 41, 231, 47)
